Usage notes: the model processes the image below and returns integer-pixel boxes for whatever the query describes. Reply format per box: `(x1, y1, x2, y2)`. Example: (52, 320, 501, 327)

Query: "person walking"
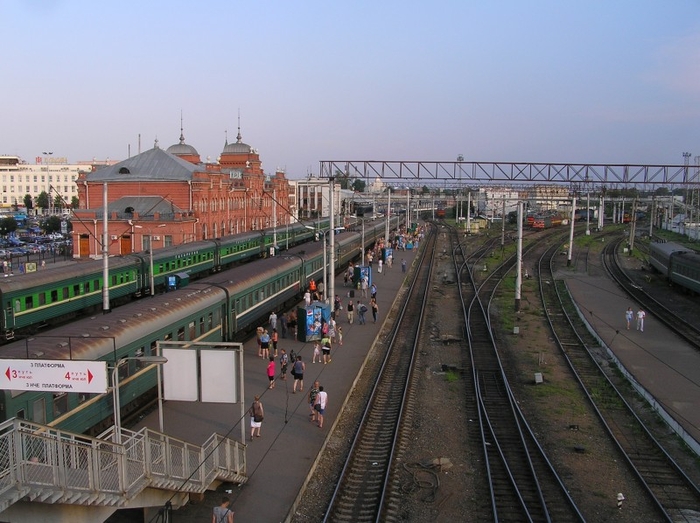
(292, 356, 305, 393)
(625, 307, 633, 330)
(337, 326, 343, 346)
(288, 310, 297, 339)
(347, 300, 354, 324)
(308, 381, 320, 423)
(636, 309, 646, 332)
(312, 340, 321, 364)
(357, 300, 367, 325)
(315, 386, 328, 429)
(279, 349, 289, 380)
(248, 396, 264, 440)
(370, 297, 379, 323)
(370, 283, 377, 301)
(266, 356, 276, 389)
(401, 259, 407, 273)
(304, 289, 312, 306)
(268, 311, 277, 331)
(212, 496, 234, 523)
(361, 277, 368, 298)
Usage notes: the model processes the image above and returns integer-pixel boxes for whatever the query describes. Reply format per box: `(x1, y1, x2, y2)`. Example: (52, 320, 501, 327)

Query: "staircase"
(0, 418, 247, 518)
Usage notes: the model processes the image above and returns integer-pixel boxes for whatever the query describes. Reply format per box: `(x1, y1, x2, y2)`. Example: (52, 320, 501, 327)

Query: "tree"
(53, 194, 64, 211)
(0, 217, 17, 236)
(71, 196, 79, 209)
(351, 178, 366, 193)
(36, 191, 50, 212)
(41, 215, 62, 234)
(23, 194, 33, 210)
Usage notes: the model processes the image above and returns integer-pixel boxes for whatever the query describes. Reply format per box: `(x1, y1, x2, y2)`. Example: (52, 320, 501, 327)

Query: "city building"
(72, 127, 292, 258)
(0, 155, 88, 212)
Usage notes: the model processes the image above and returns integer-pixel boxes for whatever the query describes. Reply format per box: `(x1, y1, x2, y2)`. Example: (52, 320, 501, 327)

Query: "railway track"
(454, 225, 584, 522)
(322, 224, 437, 522)
(602, 237, 700, 350)
(540, 238, 700, 521)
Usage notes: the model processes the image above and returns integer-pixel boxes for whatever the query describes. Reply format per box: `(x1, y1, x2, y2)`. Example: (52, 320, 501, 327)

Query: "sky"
(1, 0, 699, 179)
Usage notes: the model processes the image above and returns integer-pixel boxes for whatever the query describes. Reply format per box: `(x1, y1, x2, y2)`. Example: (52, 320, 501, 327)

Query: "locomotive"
(648, 241, 700, 294)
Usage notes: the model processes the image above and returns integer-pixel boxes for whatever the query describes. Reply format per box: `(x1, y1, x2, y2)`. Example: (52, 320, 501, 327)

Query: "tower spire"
(236, 108, 242, 143)
(179, 110, 186, 144)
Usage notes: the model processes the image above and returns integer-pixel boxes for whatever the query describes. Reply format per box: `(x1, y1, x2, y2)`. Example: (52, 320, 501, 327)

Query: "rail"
(0, 418, 246, 513)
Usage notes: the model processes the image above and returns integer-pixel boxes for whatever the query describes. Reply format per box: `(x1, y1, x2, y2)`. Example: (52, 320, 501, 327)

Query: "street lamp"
(305, 225, 328, 302)
(112, 355, 168, 444)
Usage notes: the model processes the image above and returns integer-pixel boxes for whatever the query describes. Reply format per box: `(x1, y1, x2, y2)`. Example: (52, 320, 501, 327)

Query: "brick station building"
(72, 129, 292, 258)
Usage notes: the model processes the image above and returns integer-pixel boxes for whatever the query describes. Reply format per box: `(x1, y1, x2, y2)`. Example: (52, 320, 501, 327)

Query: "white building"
(0, 155, 86, 212)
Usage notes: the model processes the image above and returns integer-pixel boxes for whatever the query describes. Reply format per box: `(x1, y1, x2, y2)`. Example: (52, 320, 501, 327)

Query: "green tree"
(351, 178, 366, 193)
(36, 191, 50, 212)
(53, 194, 64, 211)
(71, 196, 79, 209)
(23, 194, 33, 210)
(41, 215, 62, 234)
(0, 217, 17, 236)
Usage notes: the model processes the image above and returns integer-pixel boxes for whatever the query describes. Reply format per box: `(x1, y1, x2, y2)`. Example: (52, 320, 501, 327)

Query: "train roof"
(0, 283, 227, 362)
(649, 241, 694, 258)
(0, 256, 141, 294)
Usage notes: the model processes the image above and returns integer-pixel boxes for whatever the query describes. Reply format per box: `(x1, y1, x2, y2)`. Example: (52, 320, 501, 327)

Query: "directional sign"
(0, 360, 108, 394)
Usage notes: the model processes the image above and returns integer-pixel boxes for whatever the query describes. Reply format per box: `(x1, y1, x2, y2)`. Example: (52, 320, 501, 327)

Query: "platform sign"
(0, 359, 108, 394)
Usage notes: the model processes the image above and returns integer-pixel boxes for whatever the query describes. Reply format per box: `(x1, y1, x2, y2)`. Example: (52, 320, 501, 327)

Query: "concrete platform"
(130, 247, 419, 522)
(564, 275, 700, 450)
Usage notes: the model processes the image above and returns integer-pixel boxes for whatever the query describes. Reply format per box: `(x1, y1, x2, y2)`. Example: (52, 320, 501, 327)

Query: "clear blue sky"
(2, 0, 698, 178)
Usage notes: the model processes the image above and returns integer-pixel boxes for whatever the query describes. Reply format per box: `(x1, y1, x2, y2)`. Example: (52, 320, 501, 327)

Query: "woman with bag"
(248, 396, 264, 440)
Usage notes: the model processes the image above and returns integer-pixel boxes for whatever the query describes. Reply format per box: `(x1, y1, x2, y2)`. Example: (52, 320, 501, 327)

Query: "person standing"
(637, 309, 646, 332)
(317, 280, 325, 301)
(321, 333, 332, 364)
(260, 329, 270, 359)
(347, 300, 354, 324)
(212, 496, 234, 523)
(249, 396, 264, 440)
(279, 312, 288, 338)
(370, 297, 379, 323)
(401, 258, 407, 273)
(279, 349, 289, 380)
(378, 258, 383, 274)
(267, 356, 276, 389)
(312, 340, 321, 364)
(268, 311, 277, 331)
(304, 289, 312, 306)
(271, 328, 279, 357)
(315, 386, 328, 428)
(292, 356, 305, 393)
(308, 381, 320, 423)
(625, 307, 633, 330)
(288, 310, 298, 339)
(361, 277, 368, 298)
(370, 283, 377, 300)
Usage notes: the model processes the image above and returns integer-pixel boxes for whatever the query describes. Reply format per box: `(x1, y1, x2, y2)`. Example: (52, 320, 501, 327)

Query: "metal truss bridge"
(319, 160, 700, 188)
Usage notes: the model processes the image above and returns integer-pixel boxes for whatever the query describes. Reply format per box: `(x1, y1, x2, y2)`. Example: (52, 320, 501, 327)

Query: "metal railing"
(0, 418, 246, 513)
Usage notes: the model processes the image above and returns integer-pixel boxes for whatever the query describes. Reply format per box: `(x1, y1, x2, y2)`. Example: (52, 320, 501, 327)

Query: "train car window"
(38, 293, 46, 306)
(164, 333, 172, 342)
(16, 408, 25, 420)
(63, 287, 68, 299)
(53, 393, 67, 417)
(189, 321, 195, 339)
(177, 327, 185, 341)
(134, 348, 146, 370)
(199, 317, 205, 335)
(111, 275, 117, 286)
(73, 284, 80, 296)
(14, 300, 20, 313)
(51, 290, 58, 302)
(78, 393, 90, 404)
(32, 398, 46, 424)
(24, 296, 33, 310)
(208, 312, 213, 330)
(94, 279, 100, 290)
(150, 341, 157, 356)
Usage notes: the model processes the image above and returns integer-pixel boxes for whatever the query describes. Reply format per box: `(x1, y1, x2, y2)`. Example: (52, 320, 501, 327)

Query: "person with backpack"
(292, 355, 305, 393)
(248, 396, 264, 440)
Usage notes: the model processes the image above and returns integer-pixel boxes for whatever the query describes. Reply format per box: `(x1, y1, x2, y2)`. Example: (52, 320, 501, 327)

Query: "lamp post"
(305, 225, 328, 302)
(42, 152, 53, 216)
(112, 355, 168, 444)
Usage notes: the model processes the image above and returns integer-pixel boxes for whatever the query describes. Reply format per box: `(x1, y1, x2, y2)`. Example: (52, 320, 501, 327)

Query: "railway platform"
(563, 273, 700, 451)
(129, 246, 419, 522)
